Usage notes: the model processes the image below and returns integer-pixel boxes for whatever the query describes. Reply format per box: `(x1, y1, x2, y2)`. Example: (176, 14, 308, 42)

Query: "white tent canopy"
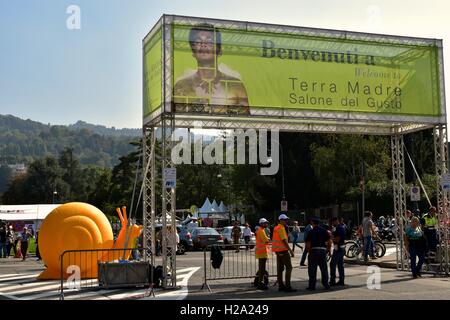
(198, 198, 230, 219)
(218, 201, 227, 213)
(210, 200, 220, 213)
(0, 204, 60, 221)
(199, 198, 212, 213)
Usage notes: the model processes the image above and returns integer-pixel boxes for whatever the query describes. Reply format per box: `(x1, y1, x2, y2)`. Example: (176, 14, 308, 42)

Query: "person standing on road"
(272, 214, 296, 292)
(305, 217, 332, 291)
(0, 226, 7, 258)
(290, 221, 302, 253)
(243, 223, 252, 250)
(255, 218, 270, 290)
(6, 225, 15, 258)
(362, 211, 376, 262)
(329, 217, 346, 286)
(421, 206, 438, 262)
(300, 220, 312, 266)
(35, 231, 41, 261)
(232, 221, 242, 253)
(405, 217, 427, 278)
(20, 227, 33, 261)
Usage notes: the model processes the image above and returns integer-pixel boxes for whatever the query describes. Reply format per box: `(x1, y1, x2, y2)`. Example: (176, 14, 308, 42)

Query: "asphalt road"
(1, 246, 449, 300)
(179, 248, 450, 300)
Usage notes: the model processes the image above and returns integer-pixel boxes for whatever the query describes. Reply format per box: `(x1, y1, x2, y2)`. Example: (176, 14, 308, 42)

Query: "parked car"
(177, 225, 194, 254)
(220, 226, 256, 249)
(155, 224, 194, 255)
(191, 227, 224, 249)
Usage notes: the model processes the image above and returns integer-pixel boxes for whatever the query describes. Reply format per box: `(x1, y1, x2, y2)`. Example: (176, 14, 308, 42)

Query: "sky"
(1, 0, 449, 128)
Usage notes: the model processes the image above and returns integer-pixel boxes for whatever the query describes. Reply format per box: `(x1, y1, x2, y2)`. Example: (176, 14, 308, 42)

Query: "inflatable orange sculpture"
(37, 202, 143, 280)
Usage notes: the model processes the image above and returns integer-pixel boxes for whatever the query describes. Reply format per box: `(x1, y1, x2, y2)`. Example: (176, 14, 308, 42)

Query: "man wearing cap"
(255, 218, 270, 290)
(272, 214, 296, 292)
(305, 216, 332, 290)
(329, 217, 346, 286)
(421, 206, 438, 261)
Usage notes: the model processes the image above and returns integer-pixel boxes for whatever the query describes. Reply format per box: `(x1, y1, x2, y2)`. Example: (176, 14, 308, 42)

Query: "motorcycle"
(377, 226, 395, 242)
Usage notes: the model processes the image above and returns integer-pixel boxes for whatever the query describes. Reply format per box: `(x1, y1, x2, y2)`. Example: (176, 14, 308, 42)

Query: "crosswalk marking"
(385, 247, 397, 256)
(0, 273, 34, 279)
(0, 274, 42, 282)
(6, 283, 61, 295)
(0, 279, 57, 292)
(0, 267, 200, 300)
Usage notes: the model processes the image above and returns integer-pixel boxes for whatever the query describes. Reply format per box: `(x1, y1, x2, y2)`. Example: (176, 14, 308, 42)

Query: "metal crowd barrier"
(201, 244, 280, 292)
(59, 247, 152, 300)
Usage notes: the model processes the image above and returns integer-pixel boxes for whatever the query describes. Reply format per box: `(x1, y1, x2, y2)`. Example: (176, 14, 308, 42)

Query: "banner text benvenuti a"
(261, 40, 376, 66)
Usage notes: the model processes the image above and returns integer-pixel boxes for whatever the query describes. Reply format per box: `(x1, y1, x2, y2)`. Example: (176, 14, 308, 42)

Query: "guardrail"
(59, 247, 152, 300)
(201, 244, 281, 292)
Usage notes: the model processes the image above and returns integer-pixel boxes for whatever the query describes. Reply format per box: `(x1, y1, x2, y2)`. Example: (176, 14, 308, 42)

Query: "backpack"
(253, 270, 269, 287)
(210, 245, 223, 269)
(150, 265, 163, 288)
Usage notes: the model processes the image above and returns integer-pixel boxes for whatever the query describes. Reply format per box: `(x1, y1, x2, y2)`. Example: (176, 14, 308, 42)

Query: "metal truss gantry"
(433, 125, 450, 274)
(391, 133, 408, 271)
(143, 115, 178, 289)
(391, 125, 450, 275)
(142, 14, 449, 282)
(142, 14, 178, 289)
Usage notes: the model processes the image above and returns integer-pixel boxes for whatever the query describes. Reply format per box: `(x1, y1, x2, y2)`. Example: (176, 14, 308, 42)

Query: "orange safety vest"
(255, 228, 270, 259)
(272, 224, 288, 253)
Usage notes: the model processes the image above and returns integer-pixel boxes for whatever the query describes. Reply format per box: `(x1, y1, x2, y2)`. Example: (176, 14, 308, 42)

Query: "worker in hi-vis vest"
(255, 218, 270, 290)
(272, 214, 296, 292)
(421, 206, 438, 259)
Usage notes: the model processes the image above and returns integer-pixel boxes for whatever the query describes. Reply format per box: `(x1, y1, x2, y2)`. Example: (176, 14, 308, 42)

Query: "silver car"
(220, 226, 256, 248)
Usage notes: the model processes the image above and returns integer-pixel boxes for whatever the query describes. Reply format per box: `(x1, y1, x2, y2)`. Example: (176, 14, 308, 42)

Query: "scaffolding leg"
(391, 133, 407, 271)
(434, 125, 450, 275)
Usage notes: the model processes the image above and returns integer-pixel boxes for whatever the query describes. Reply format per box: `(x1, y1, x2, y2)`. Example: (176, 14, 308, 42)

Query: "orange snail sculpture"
(37, 202, 143, 280)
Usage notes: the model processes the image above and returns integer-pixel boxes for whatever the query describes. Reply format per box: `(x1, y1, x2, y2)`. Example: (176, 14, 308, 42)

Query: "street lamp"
(217, 173, 232, 222)
(52, 189, 57, 204)
(267, 141, 285, 200)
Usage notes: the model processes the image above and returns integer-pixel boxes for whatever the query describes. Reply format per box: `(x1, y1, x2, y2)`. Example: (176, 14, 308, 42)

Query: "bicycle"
(345, 237, 386, 260)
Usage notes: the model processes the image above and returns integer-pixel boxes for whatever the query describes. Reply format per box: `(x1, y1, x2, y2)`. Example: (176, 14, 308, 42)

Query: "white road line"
(143, 267, 200, 301)
(0, 267, 200, 300)
(0, 280, 58, 292)
(22, 290, 61, 300)
(385, 248, 397, 256)
(6, 282, 61, 295)
(62, 289, 123, 300)
(0, 274, 40, 282)
(93, 288, 150, 300)
(0, 273, 35, 279)
(0, 292, 20, 300)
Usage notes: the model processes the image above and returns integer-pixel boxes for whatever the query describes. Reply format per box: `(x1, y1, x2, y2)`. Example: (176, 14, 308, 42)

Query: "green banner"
(143, 28, 162, 118)
(172, 24, 441, 117)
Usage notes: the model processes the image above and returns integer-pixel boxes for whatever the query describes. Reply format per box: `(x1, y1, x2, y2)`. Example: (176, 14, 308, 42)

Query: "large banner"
(172, 23, 441, 118)
(143, 27, 162, 118)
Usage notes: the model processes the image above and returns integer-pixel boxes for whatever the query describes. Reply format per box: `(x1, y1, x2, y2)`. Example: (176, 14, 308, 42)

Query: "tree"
(310, 134, 392, 214)
(0, 165, 13, 195)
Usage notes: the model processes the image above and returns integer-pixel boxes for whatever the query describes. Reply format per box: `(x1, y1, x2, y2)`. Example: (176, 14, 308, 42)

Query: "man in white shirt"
(243, 223, 252, 250)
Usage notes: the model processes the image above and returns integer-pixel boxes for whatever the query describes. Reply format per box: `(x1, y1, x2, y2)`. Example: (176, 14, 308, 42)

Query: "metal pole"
(280, 143, 285, 200)
(201, 247, 211, 292)
(361, 161, 365, 218)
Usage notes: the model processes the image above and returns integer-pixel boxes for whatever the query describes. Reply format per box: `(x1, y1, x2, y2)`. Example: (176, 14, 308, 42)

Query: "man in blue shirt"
(300, 219, 312, 266)
(330, 217, 346, 286)
(305, 217, 332, 290)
